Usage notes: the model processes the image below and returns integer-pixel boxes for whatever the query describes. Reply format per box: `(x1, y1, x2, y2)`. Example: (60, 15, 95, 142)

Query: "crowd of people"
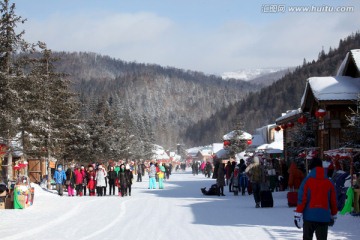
(198, 157, 308, 205)
(52, 160, 173, 197)
(198, 156, 339, 240)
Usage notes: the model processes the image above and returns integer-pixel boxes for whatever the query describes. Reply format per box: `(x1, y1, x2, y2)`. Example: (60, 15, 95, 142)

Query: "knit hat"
(309, 157, 323, 169)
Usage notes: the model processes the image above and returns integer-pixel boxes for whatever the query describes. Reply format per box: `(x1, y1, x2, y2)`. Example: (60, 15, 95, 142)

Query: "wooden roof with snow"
(301, 49, 360, 111)
(336, 49, 360, 78)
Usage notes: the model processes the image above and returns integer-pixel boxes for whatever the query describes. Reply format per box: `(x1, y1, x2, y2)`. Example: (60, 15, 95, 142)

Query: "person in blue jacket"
(53, 164, 66, 196)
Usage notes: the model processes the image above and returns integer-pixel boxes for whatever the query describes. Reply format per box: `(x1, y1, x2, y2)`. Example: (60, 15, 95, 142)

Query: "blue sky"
(13, 0, 360, 75)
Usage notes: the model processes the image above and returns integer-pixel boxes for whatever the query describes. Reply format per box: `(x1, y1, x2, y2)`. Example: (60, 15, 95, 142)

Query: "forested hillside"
(183, 32, 360, 147)
(52, 52, 260, 149)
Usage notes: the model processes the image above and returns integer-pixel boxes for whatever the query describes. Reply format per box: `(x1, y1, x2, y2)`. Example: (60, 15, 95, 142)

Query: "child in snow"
(87, 176, 96, 196)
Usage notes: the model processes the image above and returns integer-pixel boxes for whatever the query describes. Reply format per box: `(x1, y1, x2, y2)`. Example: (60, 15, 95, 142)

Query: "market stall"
(324, 148, 360, 215)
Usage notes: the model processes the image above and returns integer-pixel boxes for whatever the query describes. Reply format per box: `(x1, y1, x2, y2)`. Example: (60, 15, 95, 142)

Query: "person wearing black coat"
(117, 164, 127, 197)
(137, 162, 143, 182)
(124, 165, 134, 196)
(238, 159, 248, 195)
(107, 166, 117, 195)
(66, 166, 76, 196)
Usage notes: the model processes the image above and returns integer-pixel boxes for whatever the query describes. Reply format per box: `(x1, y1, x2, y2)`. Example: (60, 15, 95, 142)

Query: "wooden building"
(276, 49, 360, 161)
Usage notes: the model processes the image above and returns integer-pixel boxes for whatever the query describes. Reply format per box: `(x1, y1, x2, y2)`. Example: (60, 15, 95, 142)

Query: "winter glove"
(328, 215, 337, 227)
(294, 212, 302, 229)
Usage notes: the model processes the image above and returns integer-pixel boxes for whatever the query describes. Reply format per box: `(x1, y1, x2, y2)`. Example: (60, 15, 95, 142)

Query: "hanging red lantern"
(297, 115, 307, 124)
(315, 109, 326, 120)
(281, 123, 288, 130)
(247, 139, 252, 145)
(298, 152, 306, 158)
(223, 140, 231, 147)
(287, 122, 294, 128)
(274, 126, 281, 132)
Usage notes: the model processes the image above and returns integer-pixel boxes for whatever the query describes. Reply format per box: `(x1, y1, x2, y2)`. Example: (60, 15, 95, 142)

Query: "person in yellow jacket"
(158, 163, 166, 189)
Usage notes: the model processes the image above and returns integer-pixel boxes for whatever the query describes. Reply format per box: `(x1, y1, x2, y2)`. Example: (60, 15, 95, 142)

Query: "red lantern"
(298, 115, 307, 124)
(287, 122, 294, 128)
(14, 164, 20, 170)
(274, 126, 281, 132)
(281, 123, 288, 130)
(298, 152, 306, 158)
(315, 109, 326, 119)
(247, 139, 252, 145)
(223, 140, 231, 147)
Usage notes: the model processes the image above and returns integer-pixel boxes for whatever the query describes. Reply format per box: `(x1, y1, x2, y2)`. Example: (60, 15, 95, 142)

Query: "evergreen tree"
(25, 45, 79, 187)
(0, 0, 29, 181)
(226, 120, 248, 158)
(287, 113, 317, 165)
(342, 94, 360, 148)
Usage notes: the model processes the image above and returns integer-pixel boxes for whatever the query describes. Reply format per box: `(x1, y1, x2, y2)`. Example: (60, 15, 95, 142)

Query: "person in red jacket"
(294, 157, 337, 240)
(87, 176, 96, 196)
(288, 162, 305, 191)
(74, 165, 85, 196)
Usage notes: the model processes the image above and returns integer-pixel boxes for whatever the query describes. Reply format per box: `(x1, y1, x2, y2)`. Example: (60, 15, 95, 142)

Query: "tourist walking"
(137, 161, 143, 182)
(157, 163, 165, 189)
(118, 164, 127, 196)
(65, 165, 76, 197)
(125, 164, 134, 196)
(95, 164, 107, 196)
(107, 166, 117, 195)
(53, 165, 66, 196)
(148, 162, 156, 189)
(246, 157, 266, 208)
(294, 158, 337, 240)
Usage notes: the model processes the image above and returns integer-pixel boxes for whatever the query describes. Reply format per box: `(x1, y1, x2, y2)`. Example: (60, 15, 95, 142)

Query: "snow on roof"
(352, 49, 360, 72)
(350, 49, 360, 72)
(198, 146, 213, 156)
(256, 140, 283, 154)
(275, 108, 302, 122)
(336, 52, 350, 76)
(301, 76, 360, 106)
(152, 144, 170, 160)
(336, 49, 360, 76)
(223, 130, 252, 140)
(212, 143, 223, 154)
(152, 151, 170, 160)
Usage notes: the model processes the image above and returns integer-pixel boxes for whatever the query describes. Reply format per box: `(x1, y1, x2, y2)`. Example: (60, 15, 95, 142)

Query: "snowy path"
(1, 169, 359, 240)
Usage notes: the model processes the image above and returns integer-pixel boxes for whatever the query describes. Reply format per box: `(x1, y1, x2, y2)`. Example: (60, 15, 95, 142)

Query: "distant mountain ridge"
(52, 52, 262, 149)
(250, 68, 295, 87)
(221, 67, 288, 81)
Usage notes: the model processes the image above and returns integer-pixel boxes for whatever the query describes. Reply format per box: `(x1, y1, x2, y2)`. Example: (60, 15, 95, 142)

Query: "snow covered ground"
(1, 168, 359, 240)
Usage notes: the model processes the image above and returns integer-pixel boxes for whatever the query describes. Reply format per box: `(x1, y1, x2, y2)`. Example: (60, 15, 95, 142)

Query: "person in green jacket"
(158, 163, 166, 189)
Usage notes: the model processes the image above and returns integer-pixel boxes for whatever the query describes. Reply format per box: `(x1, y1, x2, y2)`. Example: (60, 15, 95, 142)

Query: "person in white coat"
(95, 164, 107, 196)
